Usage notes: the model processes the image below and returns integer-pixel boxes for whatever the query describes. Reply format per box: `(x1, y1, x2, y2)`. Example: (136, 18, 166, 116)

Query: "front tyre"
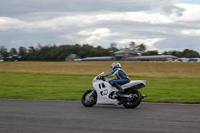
(122, 89, 142, 108)
(81, 89, 97, 107)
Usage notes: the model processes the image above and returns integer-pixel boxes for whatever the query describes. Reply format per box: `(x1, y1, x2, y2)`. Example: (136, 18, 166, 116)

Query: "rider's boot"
(114, 82, 124, 94)
(109, 80, 125, 94)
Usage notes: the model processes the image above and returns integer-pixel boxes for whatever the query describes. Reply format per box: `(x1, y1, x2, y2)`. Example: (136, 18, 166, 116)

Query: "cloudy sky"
(0, 0, 200, 53)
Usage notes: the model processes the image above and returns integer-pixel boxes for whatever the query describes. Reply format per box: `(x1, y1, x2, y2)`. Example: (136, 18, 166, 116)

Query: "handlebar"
(97, 76, 105, 81)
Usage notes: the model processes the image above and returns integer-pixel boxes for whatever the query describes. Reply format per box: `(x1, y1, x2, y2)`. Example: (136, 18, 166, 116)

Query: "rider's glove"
(109, 79, 115, 85)
(100, 76, 105, 81)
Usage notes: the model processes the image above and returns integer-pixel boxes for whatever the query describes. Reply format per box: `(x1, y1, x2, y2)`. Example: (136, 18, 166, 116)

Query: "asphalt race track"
(0, 99, 200, 133)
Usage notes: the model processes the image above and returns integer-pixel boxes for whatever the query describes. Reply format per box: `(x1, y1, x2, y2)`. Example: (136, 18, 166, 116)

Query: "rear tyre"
(81, 89, 97, 107)
(122, 89, 142, 108)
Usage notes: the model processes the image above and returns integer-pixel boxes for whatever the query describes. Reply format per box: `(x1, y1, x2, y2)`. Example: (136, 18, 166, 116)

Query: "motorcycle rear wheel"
(81, 89, 97, 107)
(122, 89, 142, 108)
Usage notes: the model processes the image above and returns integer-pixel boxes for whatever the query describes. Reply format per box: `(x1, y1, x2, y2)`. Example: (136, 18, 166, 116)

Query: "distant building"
(65, 54, 80, 61)
(82, 56, 113, 61)
(174, 58, 189, 62)
(126, 55, 177, 61)
(65, 49, 178, 62)
(188, 58, 200, 62)
(114, 48, 136, 61)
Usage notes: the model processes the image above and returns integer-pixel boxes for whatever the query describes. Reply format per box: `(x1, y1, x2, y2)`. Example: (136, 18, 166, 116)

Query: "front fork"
(87, 89, 96, 98)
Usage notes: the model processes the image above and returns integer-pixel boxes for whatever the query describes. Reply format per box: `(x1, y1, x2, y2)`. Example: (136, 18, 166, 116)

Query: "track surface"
(0, 99, 200, 133)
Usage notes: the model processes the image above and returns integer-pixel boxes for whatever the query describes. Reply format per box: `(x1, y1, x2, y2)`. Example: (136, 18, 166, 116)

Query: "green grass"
(140, 77, 200, 103)
(0, 72, 92, 100)
(0, 72, 200, 103)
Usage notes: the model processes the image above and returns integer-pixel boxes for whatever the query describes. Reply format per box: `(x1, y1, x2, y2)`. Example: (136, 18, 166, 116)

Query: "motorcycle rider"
(101, 62, 130, 93)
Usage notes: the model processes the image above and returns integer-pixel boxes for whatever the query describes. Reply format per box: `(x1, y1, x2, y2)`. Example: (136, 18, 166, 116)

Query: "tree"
(28, 46, 36, 54)
(6, 43, 200, 61)
(110, 43, 117, 49)
(136, 44, 146, 54)
(79, 44, 95, 58)
(10, 48, 18, 55)
(182, 49, 200, 58)
(143, 50, 159, 56)
(129, 41, 147, 54)
(19, 47, 27, 56)
(109, 43, 118, 53)
(162, 49, 200, 58)
(163, 51, 169, 55)
(0, 46, 9, 59)
(129, 41, 136, 50)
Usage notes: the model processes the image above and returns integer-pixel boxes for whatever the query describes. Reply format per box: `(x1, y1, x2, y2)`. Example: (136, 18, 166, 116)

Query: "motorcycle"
(81, 72, 147, 108)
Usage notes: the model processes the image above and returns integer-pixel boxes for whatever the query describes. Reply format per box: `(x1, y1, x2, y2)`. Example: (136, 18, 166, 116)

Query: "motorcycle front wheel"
(122, 89, 142, 108)
(81, 89, 97, 107)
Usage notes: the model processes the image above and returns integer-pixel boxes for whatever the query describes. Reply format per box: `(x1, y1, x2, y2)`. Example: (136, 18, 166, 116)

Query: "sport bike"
(81, 72, 147, 108)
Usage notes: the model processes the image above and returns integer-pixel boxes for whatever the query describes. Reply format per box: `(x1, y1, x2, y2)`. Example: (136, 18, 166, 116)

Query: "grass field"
(0, 61, 200, 103)
(1, 61, 200, 77)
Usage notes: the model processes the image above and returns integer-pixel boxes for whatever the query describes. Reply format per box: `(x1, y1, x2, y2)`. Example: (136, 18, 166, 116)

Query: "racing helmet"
(111, 62, 121, 70)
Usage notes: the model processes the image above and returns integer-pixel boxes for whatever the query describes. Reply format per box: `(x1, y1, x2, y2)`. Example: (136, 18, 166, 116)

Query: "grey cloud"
(154, 36, 200, 52)
(161, 5, 185, 16)
(0, 0, 184, 17)
(1, 0, 199, 53)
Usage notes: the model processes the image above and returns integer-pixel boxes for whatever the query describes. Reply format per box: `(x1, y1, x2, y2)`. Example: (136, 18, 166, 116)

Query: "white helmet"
(111, 62, 121, 70)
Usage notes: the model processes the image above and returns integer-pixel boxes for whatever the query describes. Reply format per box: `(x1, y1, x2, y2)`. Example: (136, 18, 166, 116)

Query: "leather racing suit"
(103, 68, 130, 93)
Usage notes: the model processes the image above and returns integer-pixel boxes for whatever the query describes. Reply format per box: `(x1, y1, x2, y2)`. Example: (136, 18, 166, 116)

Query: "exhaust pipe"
(142, 94, 147, 99)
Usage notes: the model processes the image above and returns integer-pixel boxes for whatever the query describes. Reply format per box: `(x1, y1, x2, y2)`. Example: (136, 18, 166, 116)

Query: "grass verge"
(0, 72, 200, 103)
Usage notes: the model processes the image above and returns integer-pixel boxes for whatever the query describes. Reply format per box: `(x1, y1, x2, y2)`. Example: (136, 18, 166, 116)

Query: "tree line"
(0, 42, 199, 61)
(0, 44, 117, 61)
